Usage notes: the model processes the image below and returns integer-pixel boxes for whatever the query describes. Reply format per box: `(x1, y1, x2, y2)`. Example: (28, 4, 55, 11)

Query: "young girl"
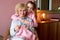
(10, 3, 36, 40)
(26, 1, 39, 40)
(26, 1, 38, 27)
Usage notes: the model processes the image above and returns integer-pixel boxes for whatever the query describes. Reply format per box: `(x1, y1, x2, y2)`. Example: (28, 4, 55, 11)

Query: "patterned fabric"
(10, 17, 35, 40)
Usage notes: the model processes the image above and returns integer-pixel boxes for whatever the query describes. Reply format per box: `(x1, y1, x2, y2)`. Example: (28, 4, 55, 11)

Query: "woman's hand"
(14, 25, 21, 32)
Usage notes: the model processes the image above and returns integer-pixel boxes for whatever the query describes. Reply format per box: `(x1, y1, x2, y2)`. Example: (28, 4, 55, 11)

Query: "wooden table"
(36, 20, 60, 40)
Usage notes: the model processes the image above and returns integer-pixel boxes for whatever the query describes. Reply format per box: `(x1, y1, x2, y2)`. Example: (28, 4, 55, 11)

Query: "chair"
(3, 27, 10, 40)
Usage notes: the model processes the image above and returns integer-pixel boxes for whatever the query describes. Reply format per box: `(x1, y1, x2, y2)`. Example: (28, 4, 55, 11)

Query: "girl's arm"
(11, 14, 19, 20)
(32, 14, 38, 27)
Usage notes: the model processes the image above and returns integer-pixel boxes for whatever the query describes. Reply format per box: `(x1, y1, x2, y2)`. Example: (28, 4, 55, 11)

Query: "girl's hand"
(22, 25, 28, 30)
(14, 25, 21, 32)
(24, 20, 29, 24)
(24, 26, 28, 30)
(20, 18, 29, 24)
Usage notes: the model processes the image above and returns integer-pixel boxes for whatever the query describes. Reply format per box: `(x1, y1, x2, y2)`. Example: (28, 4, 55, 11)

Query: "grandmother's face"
(18, 8, 26, 18)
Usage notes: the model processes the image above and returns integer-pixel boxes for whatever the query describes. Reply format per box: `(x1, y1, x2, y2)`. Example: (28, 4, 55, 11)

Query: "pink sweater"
(27, 12, 38, 27)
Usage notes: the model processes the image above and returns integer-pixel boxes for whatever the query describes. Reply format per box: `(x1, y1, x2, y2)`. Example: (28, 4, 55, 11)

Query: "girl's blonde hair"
(15, 3, 27, 14)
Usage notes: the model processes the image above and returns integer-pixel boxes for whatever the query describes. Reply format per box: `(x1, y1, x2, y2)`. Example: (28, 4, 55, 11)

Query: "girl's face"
(27, 3, 33, 12)
(18, 8, 26, 18)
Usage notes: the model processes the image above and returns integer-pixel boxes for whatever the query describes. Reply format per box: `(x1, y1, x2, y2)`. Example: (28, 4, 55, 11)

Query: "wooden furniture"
(36, 20, 60, 40)
(3, 27, 10, 40)
(0, 35, 3, 40)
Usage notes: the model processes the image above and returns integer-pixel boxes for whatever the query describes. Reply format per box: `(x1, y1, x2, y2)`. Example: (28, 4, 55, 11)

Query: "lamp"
(41, 13, 47, 21)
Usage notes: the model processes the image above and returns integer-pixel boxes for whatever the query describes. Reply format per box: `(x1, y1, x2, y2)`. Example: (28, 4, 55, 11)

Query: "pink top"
(16, 26, 35, 40)
(27, 12, 38, 27)
(11, 12, 38, 27)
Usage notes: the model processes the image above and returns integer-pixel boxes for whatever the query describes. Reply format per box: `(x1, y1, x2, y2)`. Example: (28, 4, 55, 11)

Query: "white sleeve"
(10, 20, 19, 36)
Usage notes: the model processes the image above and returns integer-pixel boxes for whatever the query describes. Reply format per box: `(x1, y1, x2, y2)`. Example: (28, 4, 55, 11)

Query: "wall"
(0, 0, 33, 36)
(52, 0, 59, 10)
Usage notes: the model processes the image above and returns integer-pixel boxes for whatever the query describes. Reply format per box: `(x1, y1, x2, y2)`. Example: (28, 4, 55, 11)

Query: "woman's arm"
(10, 20, 19, 36)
